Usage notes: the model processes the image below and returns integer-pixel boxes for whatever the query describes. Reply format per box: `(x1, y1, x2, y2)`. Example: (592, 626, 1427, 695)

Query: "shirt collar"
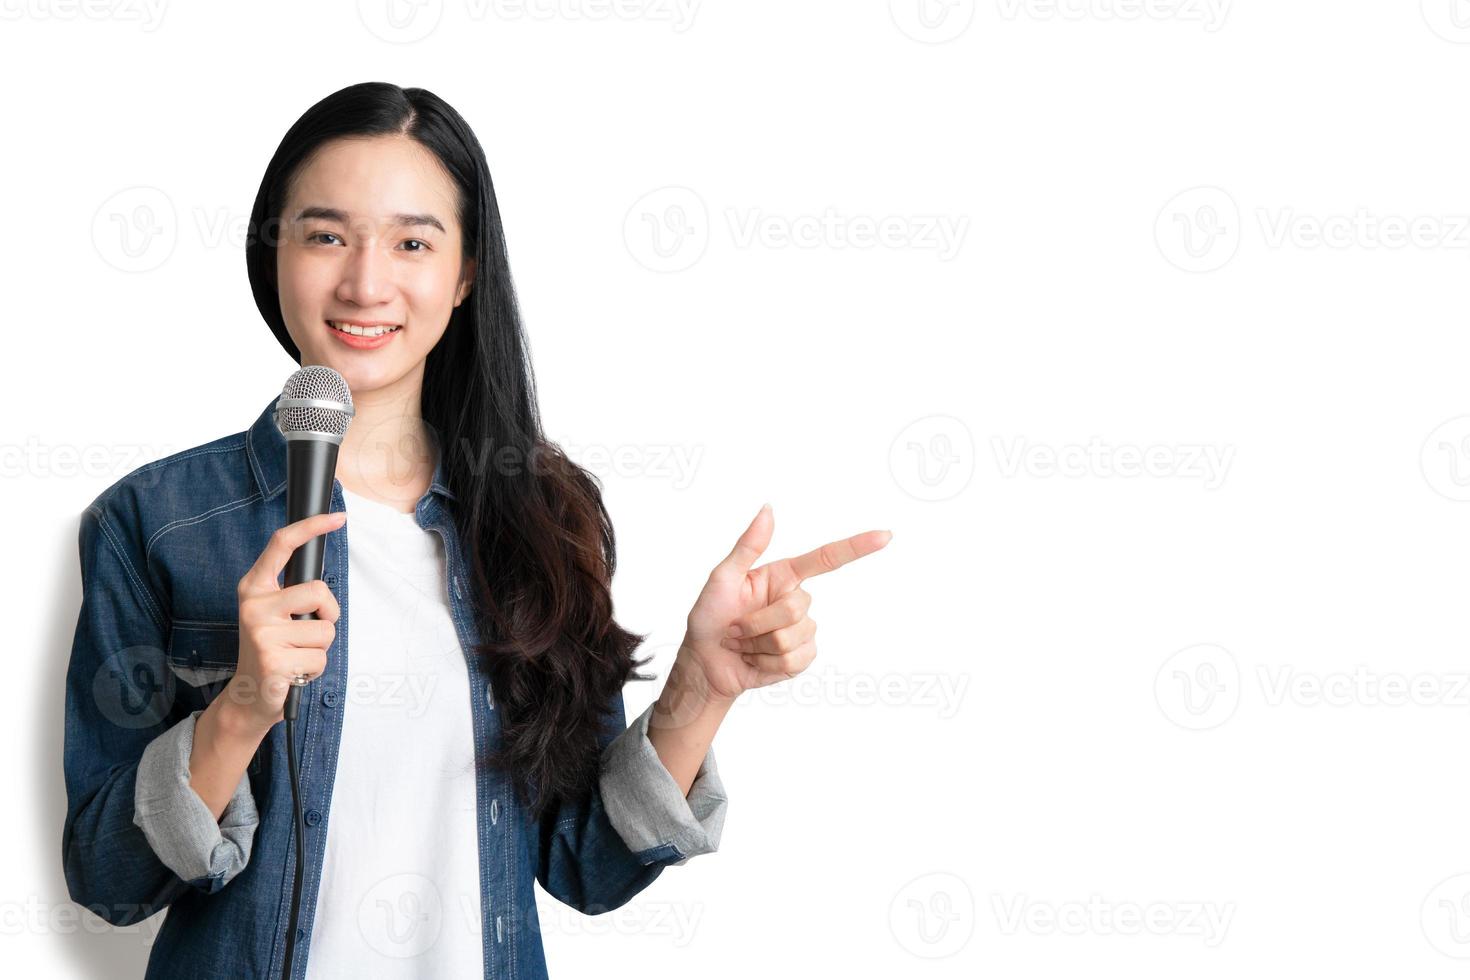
(245, 396, 458, 504)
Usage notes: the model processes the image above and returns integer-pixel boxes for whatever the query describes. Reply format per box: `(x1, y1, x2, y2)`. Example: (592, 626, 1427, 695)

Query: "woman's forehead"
(289, 137, 459, 225)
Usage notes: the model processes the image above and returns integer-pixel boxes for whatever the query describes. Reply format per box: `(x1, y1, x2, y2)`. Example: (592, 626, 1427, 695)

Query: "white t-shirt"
(304, 485, 483, 978)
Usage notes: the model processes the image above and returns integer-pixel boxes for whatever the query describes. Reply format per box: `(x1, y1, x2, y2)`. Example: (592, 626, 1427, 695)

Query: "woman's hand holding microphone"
(188, 511, 345, 819)
(227, 510, 346, 730)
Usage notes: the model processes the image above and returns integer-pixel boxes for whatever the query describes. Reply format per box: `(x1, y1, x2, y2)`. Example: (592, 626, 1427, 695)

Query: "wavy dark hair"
(244, 81, 649, 817)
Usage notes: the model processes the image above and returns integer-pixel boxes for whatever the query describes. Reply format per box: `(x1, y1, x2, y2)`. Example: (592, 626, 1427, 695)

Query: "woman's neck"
(334, 375, 437, 513)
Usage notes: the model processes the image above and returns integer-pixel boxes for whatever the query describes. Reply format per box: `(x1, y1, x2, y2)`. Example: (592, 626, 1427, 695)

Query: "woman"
(61, 81, 890, 979)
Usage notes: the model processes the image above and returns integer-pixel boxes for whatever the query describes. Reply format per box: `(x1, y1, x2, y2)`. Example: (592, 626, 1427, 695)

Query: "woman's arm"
(188, 693, 270, 819)
(63, 504, 258, 923)
(646, 639, 735, 796)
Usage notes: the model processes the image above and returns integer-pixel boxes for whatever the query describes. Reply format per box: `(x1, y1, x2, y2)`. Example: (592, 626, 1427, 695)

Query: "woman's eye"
(305, 232, 426, 251)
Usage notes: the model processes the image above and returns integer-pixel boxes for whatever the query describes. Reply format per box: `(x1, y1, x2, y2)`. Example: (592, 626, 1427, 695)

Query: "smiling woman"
(61, 81, 729, 980)
(62, 79, 888, 980)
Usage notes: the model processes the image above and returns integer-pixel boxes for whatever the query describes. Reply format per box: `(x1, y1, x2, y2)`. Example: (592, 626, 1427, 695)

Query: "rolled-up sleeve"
(132, 709, 258, 887)
(598, 701, 727, 867)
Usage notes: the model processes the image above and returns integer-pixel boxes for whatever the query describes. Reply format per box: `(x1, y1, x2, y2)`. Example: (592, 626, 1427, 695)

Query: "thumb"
(715, 503, 773, 579)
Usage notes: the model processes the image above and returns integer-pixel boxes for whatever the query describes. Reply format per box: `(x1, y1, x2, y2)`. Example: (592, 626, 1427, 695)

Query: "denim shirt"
(61, 396, 727, 980)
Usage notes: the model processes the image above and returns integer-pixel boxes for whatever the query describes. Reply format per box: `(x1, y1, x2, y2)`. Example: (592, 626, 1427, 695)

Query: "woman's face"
(275, 134, 475, 397)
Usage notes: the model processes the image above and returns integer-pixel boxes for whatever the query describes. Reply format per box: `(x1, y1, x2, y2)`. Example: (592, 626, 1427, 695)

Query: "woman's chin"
(326, 360, 411, 398)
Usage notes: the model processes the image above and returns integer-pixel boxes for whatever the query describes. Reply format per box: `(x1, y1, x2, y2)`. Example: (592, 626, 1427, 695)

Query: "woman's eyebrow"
(293, 206, 445, 233)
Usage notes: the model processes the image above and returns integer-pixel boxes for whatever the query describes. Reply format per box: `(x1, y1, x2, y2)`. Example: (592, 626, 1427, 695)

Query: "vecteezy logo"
(1154, 643, 1240, 730)
(357, 0, 443, 43)
(1422, 0, 1470, 42)
(1421, 417, 1470, 502)
(92, 646, 175, 730)
(1155, 186, 1240, 273)
(359, 873, 443, 957)
(888, 872, 975, 958)
(623, 186, 709, 272)
(1423, 873, 1470, 957)
(92, 186, 177, 273)
(889, 0, 976, 43)
(888, 415, 975, 502)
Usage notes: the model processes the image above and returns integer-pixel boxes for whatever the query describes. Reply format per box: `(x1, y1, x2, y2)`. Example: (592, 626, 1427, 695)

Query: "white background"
(5, 0, 1470, 976)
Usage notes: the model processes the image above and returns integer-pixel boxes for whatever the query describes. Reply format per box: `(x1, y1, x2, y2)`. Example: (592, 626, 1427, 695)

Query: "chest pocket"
(166, 622, 240, 688)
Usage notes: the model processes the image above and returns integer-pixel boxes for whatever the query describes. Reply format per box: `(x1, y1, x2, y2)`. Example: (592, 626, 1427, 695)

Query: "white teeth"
(329, 321, 399, 337)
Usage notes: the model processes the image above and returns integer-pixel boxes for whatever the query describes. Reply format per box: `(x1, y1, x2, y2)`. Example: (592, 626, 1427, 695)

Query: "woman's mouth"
(326, 319, 401, 350)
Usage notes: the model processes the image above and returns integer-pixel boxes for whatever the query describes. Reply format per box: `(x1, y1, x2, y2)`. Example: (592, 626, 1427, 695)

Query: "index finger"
(786, 529, 892, 583)
(242, 511, 347, 595)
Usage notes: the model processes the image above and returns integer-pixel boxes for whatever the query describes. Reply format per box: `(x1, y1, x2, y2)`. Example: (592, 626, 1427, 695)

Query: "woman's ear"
(454, 258, 477, 307)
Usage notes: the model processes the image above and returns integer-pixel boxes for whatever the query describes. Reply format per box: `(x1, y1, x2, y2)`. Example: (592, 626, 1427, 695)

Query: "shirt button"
(324, 574, 337, 586)
(304, 809, 322, 827)
(296, 928, 305, 942)
(322, 690, 340, 708)
(490, 799, 499, 825)
(496, 915, 503, 943)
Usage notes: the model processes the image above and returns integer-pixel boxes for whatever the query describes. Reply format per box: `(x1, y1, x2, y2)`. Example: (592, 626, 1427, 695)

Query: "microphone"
(273, 365, 354, 722)
(273, 364, 353, 980)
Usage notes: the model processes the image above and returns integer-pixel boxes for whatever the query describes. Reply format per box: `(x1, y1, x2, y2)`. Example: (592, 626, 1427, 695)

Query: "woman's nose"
(335, 242, 393, 307)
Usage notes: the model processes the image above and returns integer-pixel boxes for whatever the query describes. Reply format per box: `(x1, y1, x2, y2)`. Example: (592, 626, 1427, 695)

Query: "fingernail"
(726, 624, 742, 638)
(741, 654, 756, 666)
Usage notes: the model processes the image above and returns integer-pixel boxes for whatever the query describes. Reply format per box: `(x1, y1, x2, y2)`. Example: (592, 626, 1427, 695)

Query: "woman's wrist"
(213, 680, 276, 742)
(654, 645, 734, 721)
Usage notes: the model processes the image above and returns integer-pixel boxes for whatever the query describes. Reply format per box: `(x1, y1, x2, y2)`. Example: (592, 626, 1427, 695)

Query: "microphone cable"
(279, 682, 307, 980)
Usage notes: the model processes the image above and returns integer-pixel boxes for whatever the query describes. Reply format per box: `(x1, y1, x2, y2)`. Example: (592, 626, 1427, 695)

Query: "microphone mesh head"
(275, 365, 354, 439)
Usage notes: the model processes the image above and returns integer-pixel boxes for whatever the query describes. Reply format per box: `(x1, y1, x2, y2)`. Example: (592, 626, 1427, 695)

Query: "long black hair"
(244, 81, 649, 817)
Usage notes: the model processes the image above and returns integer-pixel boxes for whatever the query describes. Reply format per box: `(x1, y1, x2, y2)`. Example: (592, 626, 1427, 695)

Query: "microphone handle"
(281, 438, 341, 722)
